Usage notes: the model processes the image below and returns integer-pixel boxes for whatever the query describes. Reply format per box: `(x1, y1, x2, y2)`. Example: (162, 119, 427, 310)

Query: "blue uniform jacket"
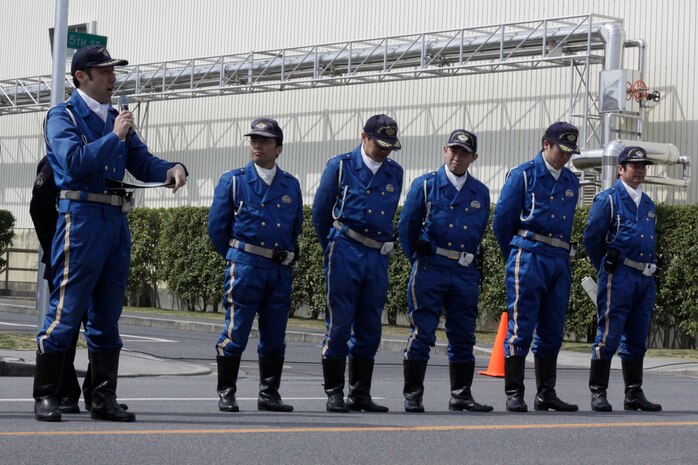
(208, 161, 303, 267)
(492, 152, 579, 259)
(45, 91, 174, 196)
(312, 145, 403, 251)
(398, 166, 490, 266)
(582, 179, 657, 272)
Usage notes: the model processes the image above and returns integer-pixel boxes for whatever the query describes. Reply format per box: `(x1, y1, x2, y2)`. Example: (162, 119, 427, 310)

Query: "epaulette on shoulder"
(231, 167, 245, 176)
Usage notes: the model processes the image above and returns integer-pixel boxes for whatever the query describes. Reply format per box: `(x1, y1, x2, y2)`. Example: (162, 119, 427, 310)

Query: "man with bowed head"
(34, 45, 187, 422)
(492, 122, 580, 413)
(312, 114, 403, 413)
(398, 129, 492, 413)
(583, 146, 661, 412)
(208, 118, 303, 413)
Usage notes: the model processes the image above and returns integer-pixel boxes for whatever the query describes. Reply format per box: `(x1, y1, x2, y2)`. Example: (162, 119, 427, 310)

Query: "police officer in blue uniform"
(30, 157, 89, 414)
(583, 146, 661, 412)
(34, 46, 188, 422)
(312, 114, 404, 413)
(398, 129, 492, 413)
(208, 118, 303, 413)
(492, 122, 580, 413)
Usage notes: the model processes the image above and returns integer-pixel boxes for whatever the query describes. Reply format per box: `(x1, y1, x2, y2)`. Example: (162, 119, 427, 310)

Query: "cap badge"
(255, 122, 267, 129)
(35, 173, 46, 186)
(384, 127, 396, 136)
(282, 195, 292, 204)
(458, 134, 468, 142)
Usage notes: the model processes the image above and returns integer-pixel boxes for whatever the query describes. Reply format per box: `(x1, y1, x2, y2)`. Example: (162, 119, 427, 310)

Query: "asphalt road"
(1, 311, 697, 465)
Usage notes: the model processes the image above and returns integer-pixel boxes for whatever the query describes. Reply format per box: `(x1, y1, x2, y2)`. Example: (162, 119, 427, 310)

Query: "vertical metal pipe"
(598, 21, 626, 190)
(37, 0, 70, 326)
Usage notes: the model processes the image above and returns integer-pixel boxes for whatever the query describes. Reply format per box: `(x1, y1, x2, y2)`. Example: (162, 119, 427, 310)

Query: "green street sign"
(67, 31, 108, 50)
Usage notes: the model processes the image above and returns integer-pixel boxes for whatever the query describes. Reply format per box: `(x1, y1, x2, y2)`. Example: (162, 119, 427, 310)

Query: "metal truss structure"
(1, 13, 621, 151)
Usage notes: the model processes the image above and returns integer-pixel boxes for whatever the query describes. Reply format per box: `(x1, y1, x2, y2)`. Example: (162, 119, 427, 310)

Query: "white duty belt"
(228, 239, 294, 266)
(517, 229, 570, 251)
(333, 220, 394, 256)
(434, 247, 475, 267)
(60, 190, 134, 213)
(623, 257, 657, 276)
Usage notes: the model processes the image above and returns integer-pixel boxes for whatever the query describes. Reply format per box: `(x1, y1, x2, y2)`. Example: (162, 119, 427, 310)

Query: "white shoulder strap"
(43, 107, 87, 146)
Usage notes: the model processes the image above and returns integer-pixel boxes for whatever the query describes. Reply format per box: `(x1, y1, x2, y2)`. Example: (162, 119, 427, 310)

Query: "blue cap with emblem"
(544, 122, 580, 154)
(618, 146, 653, 165)
(71, 46, 128, 77)
(447, 129, 477, 153)
(363, 114, 401, 151)
(244, 118, 284, 144)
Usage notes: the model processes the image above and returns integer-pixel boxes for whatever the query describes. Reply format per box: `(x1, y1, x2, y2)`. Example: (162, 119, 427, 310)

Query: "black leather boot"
(505, 356, 528, 412)
(533, 356, 578, 412)
(217, 355, 241, 412)
(448, 361, 493, 412)
(403, 359, 428, 413)
(33, 351, 64, 422)
(346, 358, 389, 412)
(89, 349, 135, 422)
(589, 359, 613, 412)
(57, 334, 81, 414)
(622, 358, 661, 411)
(257, 356, 293, 412)
(322, 357, 349, 413)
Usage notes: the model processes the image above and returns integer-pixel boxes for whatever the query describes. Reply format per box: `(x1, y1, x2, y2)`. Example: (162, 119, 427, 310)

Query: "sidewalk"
(2, 297, 698, 378)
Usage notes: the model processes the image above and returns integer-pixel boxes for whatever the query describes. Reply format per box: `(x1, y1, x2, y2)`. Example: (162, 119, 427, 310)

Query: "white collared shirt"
(360, 145, 383, 174)
(76, 88, 110, 123)
(543, 157, 562, 180)
(254, 163, 277, 186)
(444, 165, 468, 191)
(620, 179, 642, 207)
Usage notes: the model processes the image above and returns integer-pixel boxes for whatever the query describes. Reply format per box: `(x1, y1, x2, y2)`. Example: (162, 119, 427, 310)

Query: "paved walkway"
(2, 297, 697, 377)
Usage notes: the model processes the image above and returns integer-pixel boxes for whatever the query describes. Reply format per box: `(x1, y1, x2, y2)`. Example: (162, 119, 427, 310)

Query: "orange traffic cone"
(479, 312, 508, 378)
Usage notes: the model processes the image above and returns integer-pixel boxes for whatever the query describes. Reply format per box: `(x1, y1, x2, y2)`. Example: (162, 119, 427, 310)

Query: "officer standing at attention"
(208, 118, 303, 413)
(582, 146, 661, 412)
(34, 45, 188, 422)
(398, 129, 492, 413)
(312, 114, 403, 413)
(492, 122, 580, 413)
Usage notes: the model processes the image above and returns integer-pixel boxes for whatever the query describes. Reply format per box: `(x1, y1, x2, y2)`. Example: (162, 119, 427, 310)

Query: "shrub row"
(0, 210, 15, 270)
(125, 204, 697, 347)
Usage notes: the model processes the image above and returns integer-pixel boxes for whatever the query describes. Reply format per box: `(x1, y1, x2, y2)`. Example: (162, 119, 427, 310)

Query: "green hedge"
(126, 203, 698, 347)
(0, 210, 15, 270)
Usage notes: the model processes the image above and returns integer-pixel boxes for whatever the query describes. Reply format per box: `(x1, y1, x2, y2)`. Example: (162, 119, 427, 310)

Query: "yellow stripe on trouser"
(595, 272, 613, 359)
(39, 213, 72, 354)
(216, 261, 236, 356)
(321, 241, 336, 357)
(404, 258, 421, 357)
(507, 248, 523, 356)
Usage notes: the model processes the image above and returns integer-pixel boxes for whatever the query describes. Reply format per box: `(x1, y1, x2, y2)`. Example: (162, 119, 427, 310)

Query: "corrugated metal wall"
(2, 0, 696, 227)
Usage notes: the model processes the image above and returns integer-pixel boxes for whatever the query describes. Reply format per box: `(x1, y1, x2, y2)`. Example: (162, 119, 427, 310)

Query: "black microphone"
(118, 95, 132, 140)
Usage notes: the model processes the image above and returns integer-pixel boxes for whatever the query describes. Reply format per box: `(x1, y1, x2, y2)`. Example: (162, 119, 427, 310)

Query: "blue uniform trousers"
(216, 260, 292, 358)
(321, 235, 388, 359)
(592, 265, 655, 361)
(504, 248, 571, 358)
(404, 259, 479, 363)
(38, 203, 130, 353)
